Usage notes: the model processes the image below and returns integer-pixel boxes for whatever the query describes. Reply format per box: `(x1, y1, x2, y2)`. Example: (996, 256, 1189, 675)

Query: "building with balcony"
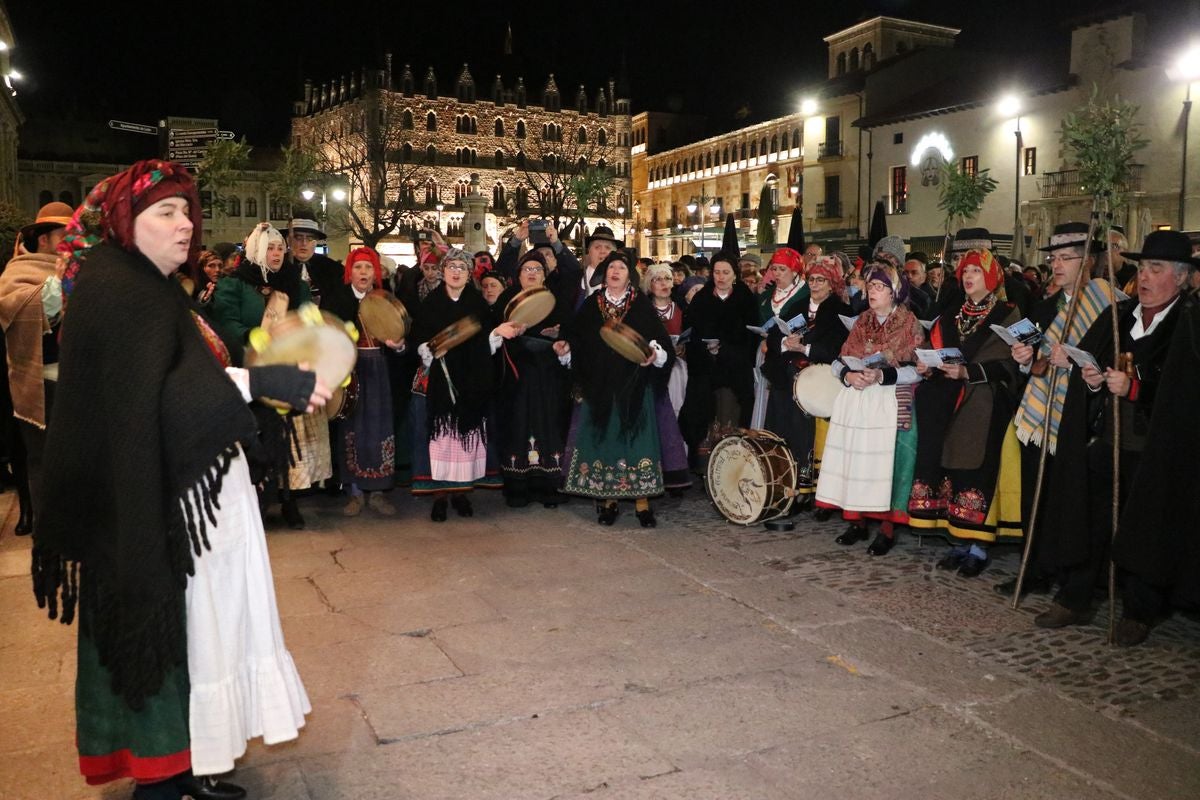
(856, 12, 1189, 258)
(630, 16, 959, 259)
(292, 57, 632, 261)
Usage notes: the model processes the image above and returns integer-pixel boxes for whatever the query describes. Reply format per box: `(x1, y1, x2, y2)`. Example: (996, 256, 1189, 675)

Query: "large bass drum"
(706, 429, 797, 525)
(793, 364, 842, 418)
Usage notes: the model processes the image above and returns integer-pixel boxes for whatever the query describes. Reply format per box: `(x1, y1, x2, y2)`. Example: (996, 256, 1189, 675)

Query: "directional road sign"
(109, 119, 158, 135)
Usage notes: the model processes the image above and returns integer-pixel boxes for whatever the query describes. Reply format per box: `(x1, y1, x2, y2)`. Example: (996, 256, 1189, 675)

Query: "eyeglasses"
(444, 263, 469, 273)
(291, 234, 316, 244)
(521, 265, 544, 273)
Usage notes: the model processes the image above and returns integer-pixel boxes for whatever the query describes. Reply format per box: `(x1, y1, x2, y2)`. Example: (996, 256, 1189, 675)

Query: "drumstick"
(440, 359, 458, 405)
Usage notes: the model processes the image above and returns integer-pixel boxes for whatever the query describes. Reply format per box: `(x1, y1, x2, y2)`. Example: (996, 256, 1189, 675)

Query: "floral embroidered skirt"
(340, 347, 395, 492)
(563, 392, 664, 500)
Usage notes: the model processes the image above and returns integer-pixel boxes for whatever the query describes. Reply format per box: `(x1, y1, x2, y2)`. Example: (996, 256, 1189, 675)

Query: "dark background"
(7, 0, 1197, 146)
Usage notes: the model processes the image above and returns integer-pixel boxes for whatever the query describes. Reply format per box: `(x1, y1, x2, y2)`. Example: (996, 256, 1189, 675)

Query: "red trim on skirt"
(814, 500, 909, 526)
(80, 746, 190, 786)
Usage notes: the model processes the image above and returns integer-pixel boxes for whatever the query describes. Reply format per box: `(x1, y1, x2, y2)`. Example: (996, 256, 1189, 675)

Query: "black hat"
(1038, 221, 1101, 253)
(211, 242, 239, 260)
(585, 225, 622, 248)
(905, 251, 928, 265)
(951, 227, 993, 253)
(1120, 230, 1200, 268)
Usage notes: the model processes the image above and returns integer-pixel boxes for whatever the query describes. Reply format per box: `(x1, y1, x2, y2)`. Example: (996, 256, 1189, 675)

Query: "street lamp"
(1168, 43, 1200, 228)
(800, 98, 818, 117)
(435, 202, 445, 233)
(997, 93, 1023, 259)
(686, 190, 721, 254)
(301, 188, 316, 201)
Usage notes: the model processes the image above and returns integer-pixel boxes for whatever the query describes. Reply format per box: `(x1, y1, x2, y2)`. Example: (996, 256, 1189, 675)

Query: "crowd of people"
(2, 159, 1199, 798)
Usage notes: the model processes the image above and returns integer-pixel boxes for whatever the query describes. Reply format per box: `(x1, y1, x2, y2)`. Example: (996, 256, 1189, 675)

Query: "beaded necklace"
(599, 286, 634, 322)
(955, 293, 996, 339)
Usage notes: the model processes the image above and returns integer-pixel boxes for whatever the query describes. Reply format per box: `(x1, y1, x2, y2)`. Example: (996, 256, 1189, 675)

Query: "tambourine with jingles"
(428, 315, 483, 359)
(358, 290, 410, 343)
(328, 373, 360, 420)
(792, 364, 843, 418)
(599, 320, 653, 364)
(246, 303, 358, 411)
(504, 287, 556, 329)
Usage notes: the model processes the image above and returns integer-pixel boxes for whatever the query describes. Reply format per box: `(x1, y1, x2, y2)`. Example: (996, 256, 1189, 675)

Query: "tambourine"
(328, 372, 359, 420)
(246, 303, 358, 411)
(600, 320, 653, 364)
(428, 315, 483, 359)
(504, 287, 556, 328)
(358, 290, 410, 343)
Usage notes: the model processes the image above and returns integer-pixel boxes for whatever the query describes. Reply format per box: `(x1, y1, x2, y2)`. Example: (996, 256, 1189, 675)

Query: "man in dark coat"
(495, 218, 582, 316)
(283, 215, 343, 307)
(1032, 231, 1195, 632)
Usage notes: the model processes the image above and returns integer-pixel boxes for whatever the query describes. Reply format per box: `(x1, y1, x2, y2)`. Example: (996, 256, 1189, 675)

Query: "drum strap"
(439, 359, 458, 405)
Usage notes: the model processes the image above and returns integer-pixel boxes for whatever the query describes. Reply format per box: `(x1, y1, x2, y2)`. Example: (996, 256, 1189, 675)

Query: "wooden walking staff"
(1103, 198, 1124, 645)
(1011, 197, 1103, 609)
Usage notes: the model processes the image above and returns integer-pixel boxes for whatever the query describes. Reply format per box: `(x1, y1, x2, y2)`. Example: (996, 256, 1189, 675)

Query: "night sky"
(7, 0, 1197, 148)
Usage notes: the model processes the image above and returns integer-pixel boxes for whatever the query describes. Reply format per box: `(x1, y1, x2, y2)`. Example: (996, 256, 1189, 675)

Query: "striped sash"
(1014, 279, 1114, 454)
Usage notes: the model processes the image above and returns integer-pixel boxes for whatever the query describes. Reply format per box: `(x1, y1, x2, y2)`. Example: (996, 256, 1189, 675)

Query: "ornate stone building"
(291, 57, 633, 260)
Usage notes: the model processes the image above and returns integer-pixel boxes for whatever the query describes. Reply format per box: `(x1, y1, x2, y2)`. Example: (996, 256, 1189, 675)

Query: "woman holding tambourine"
(557, 251, 674, 527)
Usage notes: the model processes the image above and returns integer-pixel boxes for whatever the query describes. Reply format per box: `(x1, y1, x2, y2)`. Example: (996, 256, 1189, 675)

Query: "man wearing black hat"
(571, 224, 620, 310)
(283, 215, 343, 307)
(1000, 221, 1112, 598)
(0, 202, 75, 535)
(1034, 231, 1196, 638)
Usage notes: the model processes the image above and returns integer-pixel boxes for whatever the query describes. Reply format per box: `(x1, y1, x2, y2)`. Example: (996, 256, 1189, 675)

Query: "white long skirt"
(815, 382, 898, 512)
(186, 448, 311, 776)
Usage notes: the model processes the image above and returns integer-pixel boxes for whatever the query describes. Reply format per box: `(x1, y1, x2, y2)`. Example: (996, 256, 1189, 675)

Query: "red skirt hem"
(80, 748, 190, 786)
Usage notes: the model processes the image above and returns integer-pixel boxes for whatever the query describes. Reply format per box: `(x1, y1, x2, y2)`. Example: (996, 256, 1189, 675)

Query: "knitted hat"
(872, 235, 906, 269)
(640, 262, 674, 294)
(440, 247, 472, 270)
(344, 246, 383, 287)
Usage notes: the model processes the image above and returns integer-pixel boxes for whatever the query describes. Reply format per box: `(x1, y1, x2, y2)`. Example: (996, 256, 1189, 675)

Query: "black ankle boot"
(431, 497, 448, 522)
(280, 495, 305, 529)
(451, 493, 474, 517)
(174, 771, 246, 800)
(14, 506, 32, 536)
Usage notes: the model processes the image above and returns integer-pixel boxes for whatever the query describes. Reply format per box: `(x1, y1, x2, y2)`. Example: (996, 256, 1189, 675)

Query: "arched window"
(836, 52, 847, 75)
(493, 182, 506, 209)
(516, 150, 526, 169)
(495, 118, 504, 137)
(849, 47, 860, 71)
(770, 135, 778, 153)
(516, 119, 526, 139)
(425, 178, 439, 205)
(863, 42, 875, 69)
(403, 109, 413, 129)
(226, 196, 241, 216)
(58, 190, 75, 206)
(792, 128, 801, 149)
(740, 142, 747, 160)
(402, 142, 413, 161)
(577, 156, 587, 171)
(245, 197, 257, 217)
(761, 137, 768, 156)
(750, 140, 757, 158)
(470, 116, 477, 134)
(494, 149, 505, 168)
(426, 111, 437, 131)
(597, 157, 607, 171)
(38, 190, 53, 206)
(426, 144, 437, 163)
(455, 180, 469, 205)
(896, 40, 908, 54)
(597, 128, 607, 146)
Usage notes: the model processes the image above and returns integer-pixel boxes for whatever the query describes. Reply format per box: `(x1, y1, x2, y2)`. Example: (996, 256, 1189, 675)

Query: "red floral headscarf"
(344, 246, 383, 288)
(58, 160, 202, 297)
(955, 248, 1004, 294)
(805, 255, 848, 303)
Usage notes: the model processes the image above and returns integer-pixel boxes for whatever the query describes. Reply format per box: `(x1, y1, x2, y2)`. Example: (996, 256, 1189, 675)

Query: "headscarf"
(768, 246, 805, 274)
(344, 246, 383, 287)
(865, 262, 911, 307)
(244, 222, 285, 280)
(440, 247, 472, 272)
(806, 255, 848, 303)
(58, 160, 202, 298)
(955, 248, 1004, 294)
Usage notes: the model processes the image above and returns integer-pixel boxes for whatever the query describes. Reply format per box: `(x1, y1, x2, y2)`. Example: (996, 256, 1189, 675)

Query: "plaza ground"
(2, 485, 1198, 799)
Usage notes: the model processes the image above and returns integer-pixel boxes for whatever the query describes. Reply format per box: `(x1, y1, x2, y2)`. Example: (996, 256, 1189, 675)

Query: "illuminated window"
(961, 155, 979, 177)
(890, 166, 908, 214)
(1023, 147, 1037, 175)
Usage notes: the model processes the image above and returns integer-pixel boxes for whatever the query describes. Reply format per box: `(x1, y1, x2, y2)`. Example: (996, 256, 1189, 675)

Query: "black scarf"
(233, 257, 306, 308)
(33, 243, 257, 709)
(411, 283, 496, 446)
(565, 288, 673, 436)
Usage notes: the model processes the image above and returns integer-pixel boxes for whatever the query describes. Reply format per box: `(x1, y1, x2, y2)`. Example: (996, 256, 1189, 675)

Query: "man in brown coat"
(0, 201, 73, 534)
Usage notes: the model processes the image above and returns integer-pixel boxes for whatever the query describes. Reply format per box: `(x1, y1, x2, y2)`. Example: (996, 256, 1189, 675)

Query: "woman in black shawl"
(559, 251, 674, 527)
(679, 251, 759, 469)
(34, 160, 326, 800)
(409, 248, 515, 520)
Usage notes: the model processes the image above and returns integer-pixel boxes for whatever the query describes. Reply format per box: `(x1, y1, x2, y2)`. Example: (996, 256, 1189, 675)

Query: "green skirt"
(75, 596, 191, 785)
(565, 394, 664, 499)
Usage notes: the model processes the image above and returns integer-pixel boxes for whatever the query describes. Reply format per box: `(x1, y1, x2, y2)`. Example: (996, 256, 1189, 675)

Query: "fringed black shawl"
(411, 283, 496, 447)
(33, 242, 257, 709)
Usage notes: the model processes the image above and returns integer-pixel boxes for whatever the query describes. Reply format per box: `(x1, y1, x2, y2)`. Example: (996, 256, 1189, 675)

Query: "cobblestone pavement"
(2, 484, 1198, 800)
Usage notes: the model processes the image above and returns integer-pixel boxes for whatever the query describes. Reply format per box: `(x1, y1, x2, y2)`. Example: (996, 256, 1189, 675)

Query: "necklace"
(956, 294, 995, 339)
(599, 287, 633, 322)
(654, 301, 675, 322)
